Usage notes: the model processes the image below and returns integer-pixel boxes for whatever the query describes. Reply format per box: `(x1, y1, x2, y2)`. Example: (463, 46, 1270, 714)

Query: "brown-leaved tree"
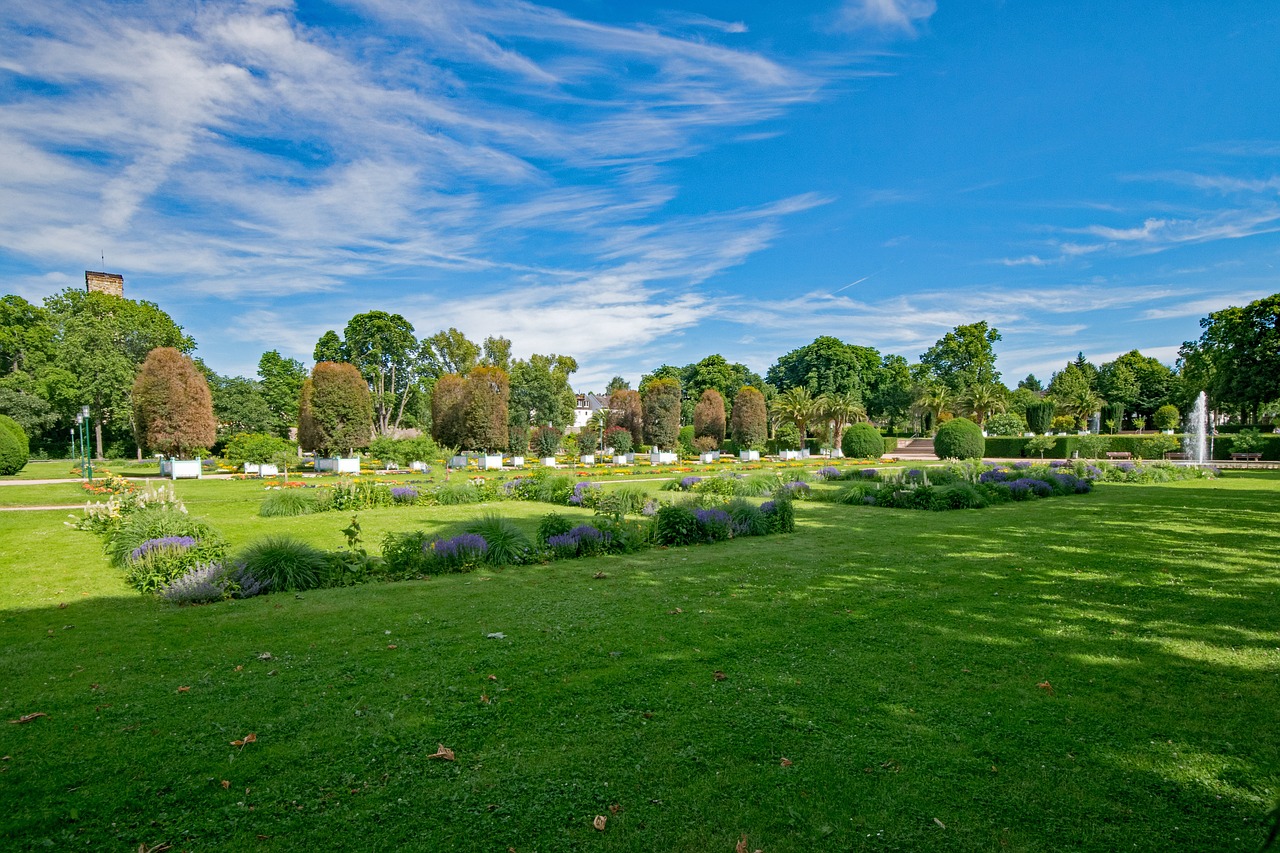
(131, 347, 216, 458)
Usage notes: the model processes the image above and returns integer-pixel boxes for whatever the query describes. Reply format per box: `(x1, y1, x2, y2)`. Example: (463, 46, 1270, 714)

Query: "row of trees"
(2, 286, 1276, 459)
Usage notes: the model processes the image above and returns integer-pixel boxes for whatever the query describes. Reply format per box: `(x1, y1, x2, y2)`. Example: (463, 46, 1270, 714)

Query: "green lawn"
(1, 472, 1277, 851)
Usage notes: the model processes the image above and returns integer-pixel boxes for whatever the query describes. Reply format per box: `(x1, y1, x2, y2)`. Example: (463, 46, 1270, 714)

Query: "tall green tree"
(313, 330, 344, 364)
(1180, 294, 1280, 421)
(866, 354, 913, 431)
(767, 336, 881, 402)
(257, 351, 307, 438)
(131, 348, 216, 458)
(419, 328, 479, 381)
(208, 374, 273, 439)
(509, 353, 578, 445)
(919, 322, 1002, 394)
(1101, 350, 1177, 420)
(480, 336, 512, 371)
(607, 388, 644, 448)
(343, 311, 418, 435)
(45, 289, 193, 458)
(775, 386, 819, 443)
(461, 366, 510, 452)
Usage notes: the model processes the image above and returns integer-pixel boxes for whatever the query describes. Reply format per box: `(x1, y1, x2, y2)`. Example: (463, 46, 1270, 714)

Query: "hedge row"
(982, 433, 1280, 461)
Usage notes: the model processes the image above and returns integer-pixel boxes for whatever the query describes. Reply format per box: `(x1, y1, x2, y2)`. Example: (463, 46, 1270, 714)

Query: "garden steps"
(889, 438, 938, 460)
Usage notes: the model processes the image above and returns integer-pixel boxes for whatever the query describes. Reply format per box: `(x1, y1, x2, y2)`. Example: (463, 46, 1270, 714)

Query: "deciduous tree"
(729, 386, 768, 449)
(131, 348, 216, 458)
(642, 378, 681, 450)
(692, 389, 726, 447)
(298, 362, 373, 456)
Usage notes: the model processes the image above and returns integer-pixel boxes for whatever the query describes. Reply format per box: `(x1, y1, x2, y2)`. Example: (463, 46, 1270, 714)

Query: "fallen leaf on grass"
(230, 733, 257, 748)
(9, 713, 47, 725)
(137, 844, 171, 853)
(1036, 680, 1054, 695)
(234, 665, 243, 672)
(480, 694, 490, 705)
(1, 755, 10, 761)
(592, 815, 607, 831)
(713, 671, 727, 682)
(427, 744, 455, 761)
(176, 686, 190, 693)
(668, 608, 683, 615)
(593, 572, 607, 579)
(780, 757, 793, 767)
(934, 818, 946, 829)
(609, 803, 623, 815)
(58, 602, 67, 609)
(488, 674, 498, 681)
(258, 652, 273, 661)
(734, 833, 763, 853)
(387, 644, 397, 650)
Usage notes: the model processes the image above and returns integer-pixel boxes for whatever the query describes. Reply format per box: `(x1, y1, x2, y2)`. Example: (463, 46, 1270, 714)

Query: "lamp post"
(80, 405, 92, 481)
(70, 421, 78, 472)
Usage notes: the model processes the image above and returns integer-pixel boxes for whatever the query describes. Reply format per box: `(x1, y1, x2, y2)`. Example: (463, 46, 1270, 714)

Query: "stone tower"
(85, 270, 124, 297)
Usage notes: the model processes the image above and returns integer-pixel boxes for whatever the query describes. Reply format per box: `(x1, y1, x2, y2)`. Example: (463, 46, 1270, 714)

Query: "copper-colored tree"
(730, 386, 768, 449)
(299, 362, 373, 456)
(692, 388, 726, 448)
(131, 347, 216, 458)
(608, 388, 644, 447)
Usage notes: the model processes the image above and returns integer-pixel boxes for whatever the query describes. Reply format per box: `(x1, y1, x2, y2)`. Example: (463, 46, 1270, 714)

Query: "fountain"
(1184, 391, 1208, 465)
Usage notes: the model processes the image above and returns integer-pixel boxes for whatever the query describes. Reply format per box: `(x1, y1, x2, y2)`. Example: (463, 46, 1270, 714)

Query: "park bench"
(1164, 452, 1188, 461)
(1230, 452, 1262, 462)
(1105, 451, 1132, 461)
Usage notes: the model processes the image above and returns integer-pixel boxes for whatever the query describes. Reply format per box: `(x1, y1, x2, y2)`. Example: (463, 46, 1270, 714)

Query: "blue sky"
(2, 0, 1278, 389)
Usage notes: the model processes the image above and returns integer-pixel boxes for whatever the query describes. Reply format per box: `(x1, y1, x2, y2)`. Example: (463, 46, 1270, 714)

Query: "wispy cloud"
(833, 0, 936, 36)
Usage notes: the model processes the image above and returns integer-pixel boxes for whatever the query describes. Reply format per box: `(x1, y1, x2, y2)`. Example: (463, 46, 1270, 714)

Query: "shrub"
(425, 533, 488, 573)
(1230, 428, 1264, 454)
(1050, 415, 1077, 432)
(428, 481, 488, 506)
(654, 504, 701, 546)
(159, 562, 270, 605)
(841, 423, 884, 459)
(678, 425, 696, 456)
(724, 499, 769, 536)
(1025, 435, 1058, 459)
(0, 414, 29, 475)
(693, 507, 734, 542)
(1025, 401, 1056, 434)
(935, 482, 988, 509)
(761, 490, 795, 533)
(381, 530, 435, 578)
(984, 412, 1026, 437)
(593, 485, 648, 518)
(236, 535, 329, 591)
(1153, 404, 1180, 431)
(730, 386, 768, 449)
(546, 524, 610, 558)
(390, 486, 419, 504)
(1076, 434, 1111, 459)
(604, 426, 632, 455)
(463, 514, 531, 565)
(259, 489, 317, 517)
(300, 361, 373, 456)
(107, 508, 227, 591)
(692, 389, 726, 447)
(934, 417, 985, 460)
(568, 480, 601, 507)
(223, 432, 294, 467)
(537, 513, 574, 547)
(1138, 434, 1180, 459)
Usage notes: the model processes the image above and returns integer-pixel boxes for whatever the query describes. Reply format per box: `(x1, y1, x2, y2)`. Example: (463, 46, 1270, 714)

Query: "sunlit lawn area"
(1, 470, 1277, 851)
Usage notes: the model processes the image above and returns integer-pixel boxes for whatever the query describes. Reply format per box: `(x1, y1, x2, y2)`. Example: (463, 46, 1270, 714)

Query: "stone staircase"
(887, 438, 937, 460)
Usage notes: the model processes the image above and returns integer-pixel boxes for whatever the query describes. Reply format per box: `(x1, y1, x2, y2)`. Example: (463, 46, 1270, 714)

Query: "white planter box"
(315, 456, 360, 474)
(258, 463, 279, 476)
(829, 448, 844, 458)
(162, 458, 203, 480)
(580, 454, 594, 466)
(1078, 431, 1090, 436)
(799, 448, 811, 459)
(650, 452, 677, 465)
(613, 455, 628, 466)
(1162, 429, 1175, 435)
(480, 455, 503, 470)
(779, 450, 801, 461)
(510, 456, 524, 468)
(410, 460, 428, 472)
(739, 450, 760, 462)
(1024, 432, 1036, 437)
(625, 453, 635, 464)
(603, 447, 614, 456)
(449, 455, 467, 468)
(244, 462, 258, 474)
(540, 456, 557, 467)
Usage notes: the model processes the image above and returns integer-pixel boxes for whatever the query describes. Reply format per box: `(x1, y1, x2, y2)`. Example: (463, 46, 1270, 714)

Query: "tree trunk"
(95, 422, 104, 460)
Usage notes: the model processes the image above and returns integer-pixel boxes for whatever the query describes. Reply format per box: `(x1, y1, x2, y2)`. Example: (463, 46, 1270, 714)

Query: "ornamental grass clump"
(107, 507, 228, 593)
(259, 488, 317, 517)
(725, 499, 769, 536)
(462, 514, 531, 565)
(593, 485, 648, 518)
(236, 535, 330, 592)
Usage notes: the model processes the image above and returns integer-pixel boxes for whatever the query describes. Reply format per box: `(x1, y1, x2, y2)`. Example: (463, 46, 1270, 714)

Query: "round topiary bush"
(841, 423, 884, 459)
(1153, 404, 1180, 431)
(935, 417, 985, 460)
(0, 414, 29, 476)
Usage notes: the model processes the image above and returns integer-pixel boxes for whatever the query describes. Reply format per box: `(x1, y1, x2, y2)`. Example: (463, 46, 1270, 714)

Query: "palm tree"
(913, 385, 951, 434)
(819, 390, 867, 447)
(584, 409, 608, 451)
(961, 383, 1007, 426)
(775, 386, 819, 444)
(1064, 387, 1103, 430)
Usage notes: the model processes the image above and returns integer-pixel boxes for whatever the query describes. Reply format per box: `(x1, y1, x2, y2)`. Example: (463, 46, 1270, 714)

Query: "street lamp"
(80, 405, 92, 481)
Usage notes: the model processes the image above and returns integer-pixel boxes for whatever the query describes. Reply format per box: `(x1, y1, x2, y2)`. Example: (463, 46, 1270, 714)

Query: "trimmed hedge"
(983, 433, 1280, 461)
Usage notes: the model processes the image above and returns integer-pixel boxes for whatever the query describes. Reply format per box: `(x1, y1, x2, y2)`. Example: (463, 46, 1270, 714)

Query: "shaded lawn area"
(0, 473, 1277, 851)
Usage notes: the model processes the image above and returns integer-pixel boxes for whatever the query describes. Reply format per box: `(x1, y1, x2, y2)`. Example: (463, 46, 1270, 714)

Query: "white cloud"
(833, 0, 937, 36)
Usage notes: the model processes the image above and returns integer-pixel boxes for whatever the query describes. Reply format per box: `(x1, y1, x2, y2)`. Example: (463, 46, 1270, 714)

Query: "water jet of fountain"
(1184, 391, 1208, 465)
